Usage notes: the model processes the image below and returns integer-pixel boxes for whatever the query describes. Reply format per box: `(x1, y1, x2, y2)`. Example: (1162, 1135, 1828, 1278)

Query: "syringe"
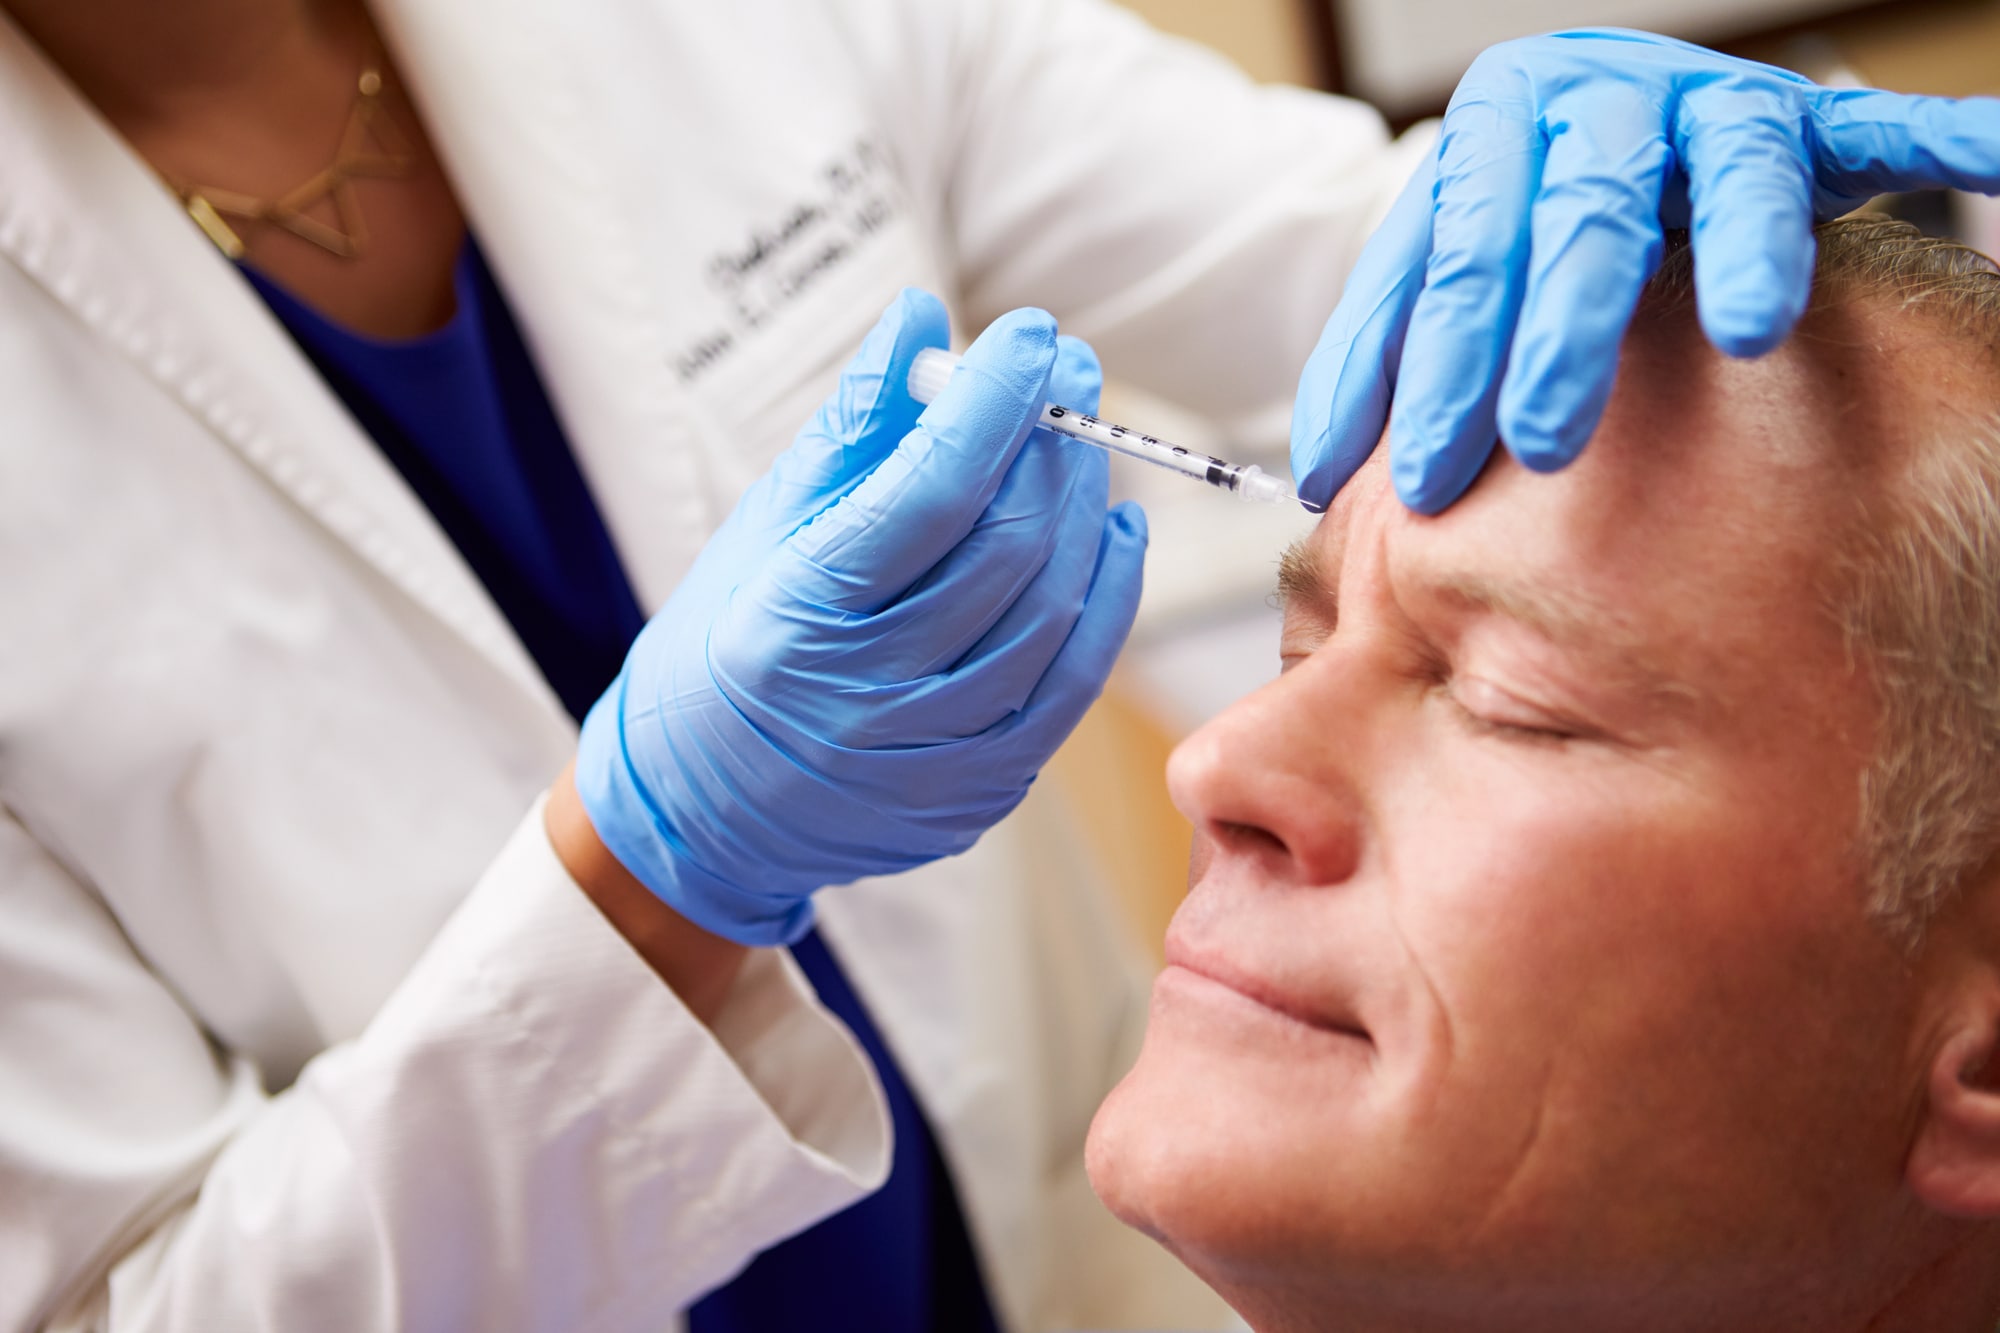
(907, 348, 1318, 511)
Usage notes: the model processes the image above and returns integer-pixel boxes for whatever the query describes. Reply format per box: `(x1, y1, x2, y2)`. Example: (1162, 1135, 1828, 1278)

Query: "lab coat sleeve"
(1, 798, 890, 1333)
(839, 0, 1435, 442)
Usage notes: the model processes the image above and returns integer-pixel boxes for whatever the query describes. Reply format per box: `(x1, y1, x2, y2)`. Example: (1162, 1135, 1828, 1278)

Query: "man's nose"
(1165, 663, 1365, 888)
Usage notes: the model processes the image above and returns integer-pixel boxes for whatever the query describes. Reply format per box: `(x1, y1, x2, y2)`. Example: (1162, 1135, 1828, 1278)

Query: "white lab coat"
(0, 1, 1426, 1329)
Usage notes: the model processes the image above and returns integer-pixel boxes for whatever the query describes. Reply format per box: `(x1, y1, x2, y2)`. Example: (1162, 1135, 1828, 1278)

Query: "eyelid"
(1277, 603, 1337, 665)
(1449, 676, 1584, 739)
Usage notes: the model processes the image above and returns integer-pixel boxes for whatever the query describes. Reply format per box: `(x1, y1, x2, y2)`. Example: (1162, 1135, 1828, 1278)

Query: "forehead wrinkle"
(1405, 558, 1710, 714)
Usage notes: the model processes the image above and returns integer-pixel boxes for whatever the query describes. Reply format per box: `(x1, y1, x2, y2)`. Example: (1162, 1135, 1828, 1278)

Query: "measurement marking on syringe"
(905, 346, 1310, 510)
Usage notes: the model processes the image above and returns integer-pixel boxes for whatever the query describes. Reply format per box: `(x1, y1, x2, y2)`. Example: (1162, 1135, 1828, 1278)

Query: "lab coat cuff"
(503, 792, 894, 1190)
(334, 795, 892, 1309)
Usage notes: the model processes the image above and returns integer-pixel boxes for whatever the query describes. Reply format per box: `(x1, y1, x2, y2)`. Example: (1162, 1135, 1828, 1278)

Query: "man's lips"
(1161, 937, 1373, 1043)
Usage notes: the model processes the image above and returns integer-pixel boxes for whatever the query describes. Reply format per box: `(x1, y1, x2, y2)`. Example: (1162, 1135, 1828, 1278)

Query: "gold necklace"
(174, 66, 415, 261)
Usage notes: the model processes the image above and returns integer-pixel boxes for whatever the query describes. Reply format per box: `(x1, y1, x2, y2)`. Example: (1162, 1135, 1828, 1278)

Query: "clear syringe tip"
(1233, 465, 1295, 507)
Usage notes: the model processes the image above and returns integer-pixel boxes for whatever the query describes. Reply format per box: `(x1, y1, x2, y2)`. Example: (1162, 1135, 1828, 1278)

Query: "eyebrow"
(1274, 537, 1706, 710)
(1276, 537, 1336, 617)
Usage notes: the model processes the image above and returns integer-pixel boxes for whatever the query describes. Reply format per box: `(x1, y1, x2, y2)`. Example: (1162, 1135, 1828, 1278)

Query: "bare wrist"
(545, 762, 749, 1025)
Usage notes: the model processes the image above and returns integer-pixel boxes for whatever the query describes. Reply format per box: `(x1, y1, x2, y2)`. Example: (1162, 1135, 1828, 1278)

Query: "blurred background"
(1057, 0, 2000, 957)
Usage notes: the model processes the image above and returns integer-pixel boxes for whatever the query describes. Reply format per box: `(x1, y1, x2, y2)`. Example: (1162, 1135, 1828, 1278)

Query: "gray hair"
(1649, 216, 2000, 938)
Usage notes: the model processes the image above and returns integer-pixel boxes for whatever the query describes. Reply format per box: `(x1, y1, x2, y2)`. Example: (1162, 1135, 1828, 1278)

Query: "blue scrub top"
(243, 239, 1001, 1333)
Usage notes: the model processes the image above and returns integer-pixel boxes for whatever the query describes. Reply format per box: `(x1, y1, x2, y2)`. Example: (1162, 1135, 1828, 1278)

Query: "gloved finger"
(998, 501, 1148, 756)
(1810, 89, 2000, 202)
(1496, 83, 1671, 470)
(709, 490, 1134, 837)
(1388, 72, 1542, 513)
(660, 287, 949, 621)
(924, 334, 1110, 686)
(1017, 332, 1103, 559)
(859, 504, 1146, 778)
(901, 334, 1109, 681)
(780, 307, 1060, 614)
(873, 436, 1110, 737)
(734, 334, 1104, 701)
(843, 379, 1109, 689)
(766, 286, 951, 526)
(1045, 333, 1104, 417)
(1673, 81, 1817, 358)
(1290, 157, 1436, 509)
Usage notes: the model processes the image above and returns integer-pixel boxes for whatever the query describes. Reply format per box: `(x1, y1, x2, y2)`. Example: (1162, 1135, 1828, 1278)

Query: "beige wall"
(1112, 0, 1319, 87)
(1116, 0, 2000, 108)
(1735, 0, 2000, 98)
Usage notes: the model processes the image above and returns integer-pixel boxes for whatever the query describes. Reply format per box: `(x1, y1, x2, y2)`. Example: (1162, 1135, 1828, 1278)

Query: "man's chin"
(1084, 1061, 1273, 1287)
(1083, 1009, 1380, 1283)
(1086, 1063, 1365, 1324)
(1084, 1073, 1174, 1245)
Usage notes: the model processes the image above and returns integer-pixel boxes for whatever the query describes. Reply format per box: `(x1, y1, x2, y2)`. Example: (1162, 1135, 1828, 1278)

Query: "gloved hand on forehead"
(1292, 28, 2000, 515)
(575, 288, 1145, 947)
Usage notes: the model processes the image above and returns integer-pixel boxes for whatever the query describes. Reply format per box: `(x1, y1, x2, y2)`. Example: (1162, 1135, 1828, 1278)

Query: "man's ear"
(1908, 983, 2000, 1219)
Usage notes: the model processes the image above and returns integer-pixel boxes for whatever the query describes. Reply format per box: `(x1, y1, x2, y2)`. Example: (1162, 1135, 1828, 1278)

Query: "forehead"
(1307, 312, 1892, 713)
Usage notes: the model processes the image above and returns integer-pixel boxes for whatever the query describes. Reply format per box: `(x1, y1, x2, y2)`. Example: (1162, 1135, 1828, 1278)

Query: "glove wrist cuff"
(574, 688, 817, 948)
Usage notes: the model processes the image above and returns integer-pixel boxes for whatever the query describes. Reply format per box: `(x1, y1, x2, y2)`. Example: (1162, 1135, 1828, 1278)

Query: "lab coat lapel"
(0, 13, 561, 714)
(373, 0, 723, 613)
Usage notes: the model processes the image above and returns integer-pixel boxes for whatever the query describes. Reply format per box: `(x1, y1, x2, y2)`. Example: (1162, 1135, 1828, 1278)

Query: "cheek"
(1386, 751, 1918, 1255)
(1383, 750, 1689, 1065)
(1397, 755, 1852, 1031)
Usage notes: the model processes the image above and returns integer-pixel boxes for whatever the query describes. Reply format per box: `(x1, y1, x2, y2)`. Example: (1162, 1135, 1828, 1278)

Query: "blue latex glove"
(1292, 29, 2000, 514)
(575, 289, 1146, 946)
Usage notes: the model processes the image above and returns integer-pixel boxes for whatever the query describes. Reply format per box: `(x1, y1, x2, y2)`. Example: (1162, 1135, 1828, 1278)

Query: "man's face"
(1088, 311, 1955, 1330)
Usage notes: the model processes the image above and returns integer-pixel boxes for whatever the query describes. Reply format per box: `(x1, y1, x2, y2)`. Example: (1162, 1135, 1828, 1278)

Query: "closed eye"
(1450, 701, 1578, 745)
(1445, 676, 1589, 745)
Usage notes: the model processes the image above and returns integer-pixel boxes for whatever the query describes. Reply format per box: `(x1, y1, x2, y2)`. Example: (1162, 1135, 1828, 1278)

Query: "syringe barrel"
(1041, 404, 1221, 483)
(905, 347, 1301, 508)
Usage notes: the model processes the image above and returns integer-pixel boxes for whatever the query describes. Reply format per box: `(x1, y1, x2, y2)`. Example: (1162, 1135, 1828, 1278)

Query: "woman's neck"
(4, 0, 330, 126)
(4, 0, 469, 340)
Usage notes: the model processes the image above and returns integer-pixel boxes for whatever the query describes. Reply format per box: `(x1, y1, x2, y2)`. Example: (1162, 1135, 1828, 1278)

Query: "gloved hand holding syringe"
(908, 348, 1322, 513)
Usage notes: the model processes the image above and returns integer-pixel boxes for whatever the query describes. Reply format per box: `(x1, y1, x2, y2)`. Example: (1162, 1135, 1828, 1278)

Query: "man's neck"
(1219, 1224, 2000, 1333)
(1855, 1223, 2000, 1333)
(3, 0, 332, 126)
